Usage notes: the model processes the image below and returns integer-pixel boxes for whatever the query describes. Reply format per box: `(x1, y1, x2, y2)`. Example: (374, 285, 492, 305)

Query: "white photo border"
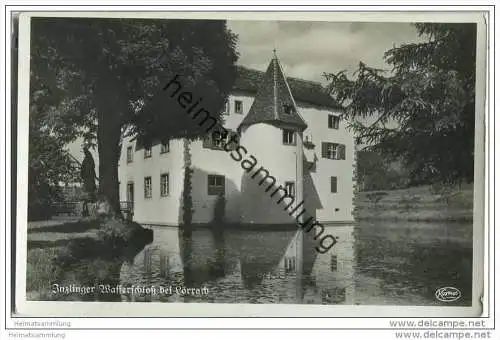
(3, 5, 495, 331)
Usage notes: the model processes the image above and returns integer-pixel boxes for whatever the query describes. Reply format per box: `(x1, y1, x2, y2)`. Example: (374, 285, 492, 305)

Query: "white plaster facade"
(118, 60, 355, 226)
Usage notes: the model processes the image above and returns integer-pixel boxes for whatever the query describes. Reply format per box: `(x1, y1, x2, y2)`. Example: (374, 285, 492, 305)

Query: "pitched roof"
(233, 65, 341, 110)
(238, 55, 309, 131)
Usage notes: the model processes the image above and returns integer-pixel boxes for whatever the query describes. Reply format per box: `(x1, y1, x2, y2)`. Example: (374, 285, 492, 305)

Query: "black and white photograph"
(12, 11, 488, 319)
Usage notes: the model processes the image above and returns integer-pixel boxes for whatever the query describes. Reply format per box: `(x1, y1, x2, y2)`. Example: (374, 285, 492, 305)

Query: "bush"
(366, 192, 388, 204)
(26, 248, 62, 293)
(53, 218, 152, 301)
(96, 219, 131, 253)
(400, 194, 422, 212)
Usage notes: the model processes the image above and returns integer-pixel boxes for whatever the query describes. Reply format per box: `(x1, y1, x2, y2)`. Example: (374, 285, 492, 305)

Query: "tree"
(326, 23, 476, 185)
(28, 130, 80, 220)
(356, 150, 389, 191)
(28, 69, 81, 220)
(30, 18, 239, 217)
(356, 150, 409, 191)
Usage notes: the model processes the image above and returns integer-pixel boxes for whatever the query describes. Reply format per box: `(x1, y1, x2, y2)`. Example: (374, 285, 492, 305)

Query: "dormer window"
(234, 100, 243, 114)
(222, 100, 229, 115)
(212, 132, 223, 148)
(283, 104, 295, 115)
(282, 129, 295, 145)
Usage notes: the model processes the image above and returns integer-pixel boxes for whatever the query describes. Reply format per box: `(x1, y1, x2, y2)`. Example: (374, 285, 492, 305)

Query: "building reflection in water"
(297, 225, 356, 304)
(119, 224, 356, 304)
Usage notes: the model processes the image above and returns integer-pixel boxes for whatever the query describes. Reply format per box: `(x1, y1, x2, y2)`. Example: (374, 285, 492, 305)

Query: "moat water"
(119, 221, 473, 306)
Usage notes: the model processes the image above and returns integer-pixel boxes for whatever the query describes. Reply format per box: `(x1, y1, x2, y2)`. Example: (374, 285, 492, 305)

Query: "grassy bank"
(26, 218, 153, 301)
(354, 184, 474, 222)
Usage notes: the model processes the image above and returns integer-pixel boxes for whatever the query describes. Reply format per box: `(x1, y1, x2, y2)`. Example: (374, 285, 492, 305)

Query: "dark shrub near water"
(29, 218, 153, 301)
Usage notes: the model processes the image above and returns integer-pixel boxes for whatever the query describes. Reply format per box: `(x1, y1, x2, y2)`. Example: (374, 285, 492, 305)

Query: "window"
(331, 176, 338, 193)
(327, 143, 338, 159)
(207, 174, 225, 196)
(283, 104, 295, 115)
(284, 257, 296, 272)
(285, 181, 295, 197)
(330, 255, 338, 272)
(225, 131, 239, 151)
(144, 145, 152, 159)
(282, 129, 295, 145)
(126, 182, 134, 202)
(328, 115, 340, 129)
(203, 131, 238, 151)
(126, 146, 133, 163)
(212, 132, 223, 148)
(144, 176, 152, 199)
(321, 142, 346, 160)
(234, 100, 243, 114)
(160, 173, 169, 197)
(160, 139, 170, 154)
(222, 100, 229, 115)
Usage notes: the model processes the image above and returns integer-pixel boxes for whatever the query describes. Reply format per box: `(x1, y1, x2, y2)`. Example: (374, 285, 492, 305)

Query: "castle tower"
(238, 52, 307, 225)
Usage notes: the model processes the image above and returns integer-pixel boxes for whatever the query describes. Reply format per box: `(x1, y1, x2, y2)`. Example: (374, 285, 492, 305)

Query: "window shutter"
(207, 175, 213, 195)
(321, 142, 327, 158)
(339, 144, 346, 160)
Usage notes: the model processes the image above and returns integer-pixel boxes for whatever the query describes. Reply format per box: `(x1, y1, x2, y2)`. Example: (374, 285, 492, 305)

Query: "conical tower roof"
(238, 52, 308, 131)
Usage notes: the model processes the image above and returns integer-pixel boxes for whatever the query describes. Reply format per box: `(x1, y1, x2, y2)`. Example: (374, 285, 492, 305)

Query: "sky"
(227, 21, 425, 84)
(68, 20, 425, 169)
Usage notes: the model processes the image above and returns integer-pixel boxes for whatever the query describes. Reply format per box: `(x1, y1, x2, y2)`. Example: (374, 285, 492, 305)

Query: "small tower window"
(284, 181, 295, 197)
(234, 100, 243, 114)
(283, 104, 295, 115)
(282, 129, 295, 145)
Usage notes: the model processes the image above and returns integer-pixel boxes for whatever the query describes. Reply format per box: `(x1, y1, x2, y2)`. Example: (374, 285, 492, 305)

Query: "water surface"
(119, 221, 473, 306)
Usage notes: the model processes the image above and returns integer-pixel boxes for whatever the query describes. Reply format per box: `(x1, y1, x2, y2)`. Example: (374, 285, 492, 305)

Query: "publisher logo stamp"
(435, 287, 461, 302)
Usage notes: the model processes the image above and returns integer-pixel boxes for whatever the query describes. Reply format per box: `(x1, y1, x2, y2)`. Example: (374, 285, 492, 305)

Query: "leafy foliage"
(357, 150, 409, 191)
(326, 23, 476, 184)
(181, 139, 194, 227)
(31, 18, 239, 141)
(30, 18, 239, 213)
(28, 72, 81, 220)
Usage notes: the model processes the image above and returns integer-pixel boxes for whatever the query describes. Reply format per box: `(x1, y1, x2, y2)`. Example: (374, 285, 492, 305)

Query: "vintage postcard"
(13, 10, 488, 318)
